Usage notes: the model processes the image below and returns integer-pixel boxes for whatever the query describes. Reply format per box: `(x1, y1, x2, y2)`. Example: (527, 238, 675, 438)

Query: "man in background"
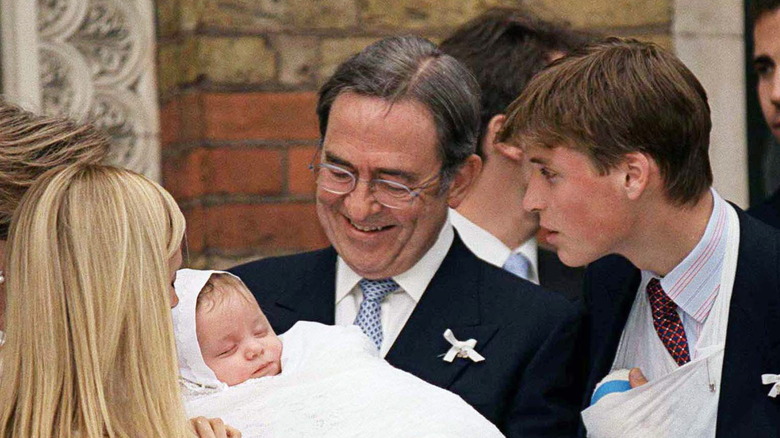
(749, 0, 780, 226)
(439, 7, 591, 299)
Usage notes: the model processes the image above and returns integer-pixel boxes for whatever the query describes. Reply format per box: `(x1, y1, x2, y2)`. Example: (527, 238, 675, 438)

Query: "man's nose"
(523, 174, 546, 213)
(344, 180, 383, 220)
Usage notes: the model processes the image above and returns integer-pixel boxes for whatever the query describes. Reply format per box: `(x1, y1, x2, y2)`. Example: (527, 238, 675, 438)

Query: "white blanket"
(183, 321, 504, 438)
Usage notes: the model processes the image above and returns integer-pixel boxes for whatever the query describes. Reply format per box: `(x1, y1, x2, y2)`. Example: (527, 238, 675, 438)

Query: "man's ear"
(485, 114, 523, 162)
(447, 154, 482, 208)
(621, 152, 653, 200)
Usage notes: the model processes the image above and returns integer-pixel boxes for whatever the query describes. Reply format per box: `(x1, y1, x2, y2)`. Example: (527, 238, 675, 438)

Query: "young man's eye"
(540, 167, 557, 180)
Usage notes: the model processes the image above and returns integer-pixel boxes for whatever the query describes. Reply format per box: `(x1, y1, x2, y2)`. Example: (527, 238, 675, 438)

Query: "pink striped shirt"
(640, 189, 730, 356)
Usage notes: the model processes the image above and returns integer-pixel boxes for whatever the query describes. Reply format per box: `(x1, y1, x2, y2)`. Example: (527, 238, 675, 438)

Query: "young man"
(500, 38, 780, 436)
(439, 7, 590, 298)
(232, 36, 583, 437)
(749, 0, 780, 227)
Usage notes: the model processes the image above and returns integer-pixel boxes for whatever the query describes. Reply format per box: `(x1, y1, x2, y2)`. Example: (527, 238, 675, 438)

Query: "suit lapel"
(385, 235, 498, 389)
(588, 259, 641, 398)
(716, 209, 780, 435)
(274, 247, 337, 331)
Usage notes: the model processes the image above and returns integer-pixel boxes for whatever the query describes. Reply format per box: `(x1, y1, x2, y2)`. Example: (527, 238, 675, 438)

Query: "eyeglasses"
(309, 161, 440, 209)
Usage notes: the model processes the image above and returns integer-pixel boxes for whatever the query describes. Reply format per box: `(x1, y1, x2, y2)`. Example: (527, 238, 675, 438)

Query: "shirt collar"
(642, 189, 730, 323)
(449, 208, 539, 282)
(336, 219, 455, 304)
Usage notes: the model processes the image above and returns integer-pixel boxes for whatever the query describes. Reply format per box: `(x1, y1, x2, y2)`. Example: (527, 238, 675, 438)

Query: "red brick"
(288, 145, 318, 195)
(204, 203, 328, 252)
(162, 147, 208, 200)
(206, 148, 283, 195)
(159, 93, 205, 146)
(182, 205, 206, 254)
(202, 92, 320, 141)
(159, 99, 181, 146)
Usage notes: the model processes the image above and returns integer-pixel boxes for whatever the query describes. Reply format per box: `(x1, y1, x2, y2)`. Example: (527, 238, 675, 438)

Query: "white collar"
(450, 208, 538, 278)
(336, 219, 455, 303)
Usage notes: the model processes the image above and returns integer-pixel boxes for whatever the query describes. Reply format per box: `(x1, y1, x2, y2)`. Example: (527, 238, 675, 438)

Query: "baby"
(192, 271, 281, 385)
(172, 269, 504, 438)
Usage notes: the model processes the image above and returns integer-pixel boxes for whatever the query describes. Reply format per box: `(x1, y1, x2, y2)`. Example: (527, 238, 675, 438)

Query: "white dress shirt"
(449, 208, 539, 284)
(335, 220, 454, 358)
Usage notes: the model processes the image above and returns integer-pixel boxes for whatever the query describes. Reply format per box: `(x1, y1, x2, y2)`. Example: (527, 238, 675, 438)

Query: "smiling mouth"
(348, 218, 392, 233)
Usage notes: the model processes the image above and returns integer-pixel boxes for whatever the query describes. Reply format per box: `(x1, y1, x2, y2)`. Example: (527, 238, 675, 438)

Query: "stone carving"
(34, 0, 159, 179)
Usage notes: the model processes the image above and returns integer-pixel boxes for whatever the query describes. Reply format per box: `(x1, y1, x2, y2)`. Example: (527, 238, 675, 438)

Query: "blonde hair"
(0, 101, 109, 239)
(0, 164, 191, 437)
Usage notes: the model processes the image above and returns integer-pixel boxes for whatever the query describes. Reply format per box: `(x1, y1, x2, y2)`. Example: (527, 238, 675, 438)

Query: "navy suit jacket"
(581, 209, 780, 436)
(749, 188, 780, 229)
(538, 248, 585, 301)
(231, 234, 584, 438)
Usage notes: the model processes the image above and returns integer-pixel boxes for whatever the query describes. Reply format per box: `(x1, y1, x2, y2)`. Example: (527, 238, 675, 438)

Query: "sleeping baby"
(172, 269, 504, 438)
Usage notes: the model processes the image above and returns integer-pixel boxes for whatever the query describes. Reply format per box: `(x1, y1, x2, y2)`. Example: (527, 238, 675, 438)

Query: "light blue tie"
(503, 252, 532, 280)
(354, 278, 398, 350)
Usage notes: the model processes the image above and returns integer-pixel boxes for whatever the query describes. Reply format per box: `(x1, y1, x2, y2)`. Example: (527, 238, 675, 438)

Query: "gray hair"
(317, 36, 480, 190)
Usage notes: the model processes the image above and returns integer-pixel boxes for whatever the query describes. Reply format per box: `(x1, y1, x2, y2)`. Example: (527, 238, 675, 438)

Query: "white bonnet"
(172, 268, 241, 390)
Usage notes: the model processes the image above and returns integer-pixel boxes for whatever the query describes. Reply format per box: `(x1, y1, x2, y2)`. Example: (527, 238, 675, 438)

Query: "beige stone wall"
(156, 0, 674, 268)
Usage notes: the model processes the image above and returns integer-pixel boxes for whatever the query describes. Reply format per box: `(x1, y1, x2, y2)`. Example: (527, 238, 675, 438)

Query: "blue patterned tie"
(354, 278, 398, 350)
(503, 252, 532, 280)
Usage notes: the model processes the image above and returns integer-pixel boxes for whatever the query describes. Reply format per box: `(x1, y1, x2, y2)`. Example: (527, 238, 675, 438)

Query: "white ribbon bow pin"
(442, 329, 485, 363)
(762, 374, 780, 398)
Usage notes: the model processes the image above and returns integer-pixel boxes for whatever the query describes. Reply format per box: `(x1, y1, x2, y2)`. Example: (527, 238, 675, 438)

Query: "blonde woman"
(0, 101, 109, 343)
(0, 164, 238, 437)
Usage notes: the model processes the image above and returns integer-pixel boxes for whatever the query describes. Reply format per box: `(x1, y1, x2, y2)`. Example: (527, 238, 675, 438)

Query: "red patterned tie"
(646, 278, 691, 366)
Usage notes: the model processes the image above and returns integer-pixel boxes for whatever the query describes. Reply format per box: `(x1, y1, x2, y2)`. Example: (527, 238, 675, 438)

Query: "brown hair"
(439, 7, 593, 156)
(196, 273, 255, 313)
(0, 102, 109, 238)
(499, 37, 713, 205)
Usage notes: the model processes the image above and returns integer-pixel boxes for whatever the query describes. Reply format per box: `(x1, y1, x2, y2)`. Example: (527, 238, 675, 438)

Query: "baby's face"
(196, 292, 282, 386)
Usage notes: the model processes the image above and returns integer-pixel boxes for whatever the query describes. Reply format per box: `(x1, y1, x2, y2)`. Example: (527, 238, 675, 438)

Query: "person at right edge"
(500, 38, 780, 437)
(749, 0, 780, 227)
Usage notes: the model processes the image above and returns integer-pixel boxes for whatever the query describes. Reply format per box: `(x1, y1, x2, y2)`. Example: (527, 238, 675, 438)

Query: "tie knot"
(646, 278, 676, 312)
(359, 278, 398, 302)
(503, 252, 532, 279)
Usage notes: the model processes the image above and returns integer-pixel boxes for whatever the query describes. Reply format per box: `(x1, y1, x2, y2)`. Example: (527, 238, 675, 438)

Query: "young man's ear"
(484, 114, 524, 162)
(447, 154, 482, 208)
(621, 152, 653, 200)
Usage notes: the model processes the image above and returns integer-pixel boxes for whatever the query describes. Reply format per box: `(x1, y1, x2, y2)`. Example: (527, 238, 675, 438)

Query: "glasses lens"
(374, 180, 413, 209)
(317, 164, 354, 194)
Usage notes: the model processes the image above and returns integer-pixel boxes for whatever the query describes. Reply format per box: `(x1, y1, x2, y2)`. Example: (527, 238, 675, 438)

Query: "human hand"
(190, 417, 242, 438)
(628, 367, 648, 388)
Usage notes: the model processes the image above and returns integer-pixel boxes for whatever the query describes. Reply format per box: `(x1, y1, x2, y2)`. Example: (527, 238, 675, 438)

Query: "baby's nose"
(244, 343, 263, 360)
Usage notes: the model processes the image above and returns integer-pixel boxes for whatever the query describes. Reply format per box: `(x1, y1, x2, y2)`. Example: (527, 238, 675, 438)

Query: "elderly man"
(501, 38, 780, 437)
(231, 36, 582, 437)
(440, 7, 590, 298)
(749, 0, 780, 227)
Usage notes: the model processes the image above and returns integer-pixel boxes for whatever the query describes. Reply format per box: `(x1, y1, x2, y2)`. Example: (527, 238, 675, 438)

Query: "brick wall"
(156, 0, 673, 269)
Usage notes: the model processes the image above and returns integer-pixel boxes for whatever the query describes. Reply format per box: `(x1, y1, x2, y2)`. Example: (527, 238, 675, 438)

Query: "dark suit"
(749, 188, 780, 229)
(538, 248, 585, 301)
(231, 234, 584, 437)
(581, 209, 780, 436)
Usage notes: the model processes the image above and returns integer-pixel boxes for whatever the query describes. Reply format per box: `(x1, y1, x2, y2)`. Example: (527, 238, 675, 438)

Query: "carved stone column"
(1, 0, 161, 180)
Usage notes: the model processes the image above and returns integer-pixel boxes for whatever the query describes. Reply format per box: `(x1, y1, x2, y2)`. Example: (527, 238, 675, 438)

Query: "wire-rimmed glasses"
(309, 161, 440, 209)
